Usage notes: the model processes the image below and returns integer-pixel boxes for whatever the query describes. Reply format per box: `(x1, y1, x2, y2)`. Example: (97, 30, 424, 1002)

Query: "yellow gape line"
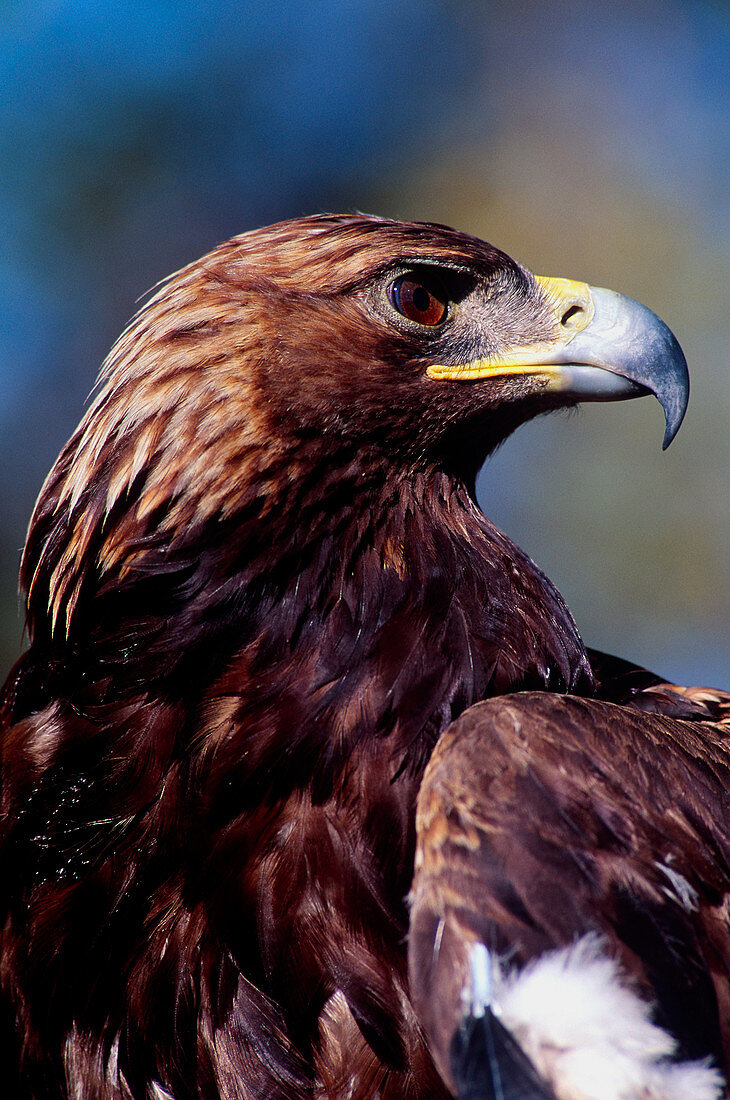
(427, 276, 594, 381)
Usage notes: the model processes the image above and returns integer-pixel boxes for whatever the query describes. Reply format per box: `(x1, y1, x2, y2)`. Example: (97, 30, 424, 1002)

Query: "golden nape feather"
(1, 214, 727, 1100)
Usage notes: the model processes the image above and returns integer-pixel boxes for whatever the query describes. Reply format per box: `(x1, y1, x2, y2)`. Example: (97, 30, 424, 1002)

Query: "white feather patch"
(656, 859, 699, 913)
(465, 936, 724, 1100)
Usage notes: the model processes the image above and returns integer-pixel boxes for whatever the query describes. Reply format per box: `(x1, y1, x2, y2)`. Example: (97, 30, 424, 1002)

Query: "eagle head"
(23, 214, 687, 654)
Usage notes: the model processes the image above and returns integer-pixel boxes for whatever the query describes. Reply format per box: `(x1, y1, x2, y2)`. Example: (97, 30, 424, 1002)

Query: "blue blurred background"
(1, 0, 728, 686)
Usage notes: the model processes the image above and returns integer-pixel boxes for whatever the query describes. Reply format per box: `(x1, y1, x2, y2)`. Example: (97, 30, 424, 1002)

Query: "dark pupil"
(411, 285, 431, 313)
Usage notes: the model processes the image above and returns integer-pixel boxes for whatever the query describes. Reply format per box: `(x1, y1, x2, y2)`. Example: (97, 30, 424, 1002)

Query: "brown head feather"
(23, 214, 561, 648)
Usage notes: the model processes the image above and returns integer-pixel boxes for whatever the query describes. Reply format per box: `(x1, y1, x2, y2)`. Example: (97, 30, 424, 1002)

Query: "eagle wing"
(409, 682, 730, 1100)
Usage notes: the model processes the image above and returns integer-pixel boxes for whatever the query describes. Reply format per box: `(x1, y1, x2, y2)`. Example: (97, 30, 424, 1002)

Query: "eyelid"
(391, 263, 475, 302)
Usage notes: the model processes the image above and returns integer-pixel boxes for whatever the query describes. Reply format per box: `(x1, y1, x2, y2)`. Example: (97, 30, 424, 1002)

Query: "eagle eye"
(388, 274, 448, 327)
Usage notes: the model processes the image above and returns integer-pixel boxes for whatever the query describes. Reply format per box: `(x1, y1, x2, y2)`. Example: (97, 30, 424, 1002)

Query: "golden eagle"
(1, 215, 728, 1099)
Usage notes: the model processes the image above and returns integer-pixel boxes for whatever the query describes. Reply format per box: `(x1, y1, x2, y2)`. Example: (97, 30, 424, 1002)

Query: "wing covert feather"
(409, 691, 730, 1098)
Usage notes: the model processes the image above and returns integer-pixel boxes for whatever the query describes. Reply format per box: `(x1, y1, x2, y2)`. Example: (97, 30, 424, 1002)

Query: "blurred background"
(1, 0, 728, 686)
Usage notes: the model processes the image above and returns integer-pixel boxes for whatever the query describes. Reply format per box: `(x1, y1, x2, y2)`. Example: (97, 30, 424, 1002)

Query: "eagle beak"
(427, 276, 690, 449)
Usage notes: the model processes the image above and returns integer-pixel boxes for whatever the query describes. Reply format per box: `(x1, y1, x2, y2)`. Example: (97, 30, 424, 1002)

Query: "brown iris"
(389, 275, 448, 326)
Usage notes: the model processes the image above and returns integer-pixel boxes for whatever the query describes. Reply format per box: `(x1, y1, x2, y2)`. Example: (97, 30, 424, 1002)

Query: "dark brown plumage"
(0, 214, 726, 1099)
(409, 685, 730, 1099)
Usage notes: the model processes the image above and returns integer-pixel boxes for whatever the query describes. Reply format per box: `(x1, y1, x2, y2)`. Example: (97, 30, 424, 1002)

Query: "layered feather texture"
(1, 215, 728, 1099)
(409, 691, 730, 1098)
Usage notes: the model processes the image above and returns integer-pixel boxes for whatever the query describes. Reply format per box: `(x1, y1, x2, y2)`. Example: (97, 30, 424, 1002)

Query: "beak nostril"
(561, 304, 585, 330)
